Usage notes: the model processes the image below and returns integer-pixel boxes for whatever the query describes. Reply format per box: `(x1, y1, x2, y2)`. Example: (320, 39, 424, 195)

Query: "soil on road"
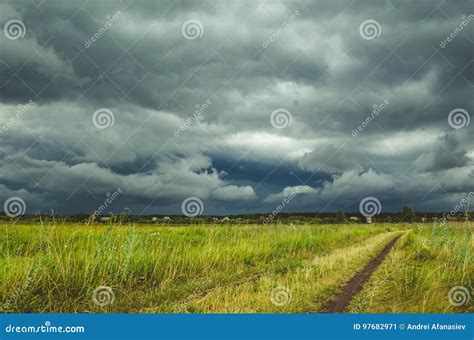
(320, 234, 402, 313)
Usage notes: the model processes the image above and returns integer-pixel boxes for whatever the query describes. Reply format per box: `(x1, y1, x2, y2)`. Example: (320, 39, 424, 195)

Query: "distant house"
(212, 217, 220, 223)
(221, 217, 230, 223)
(152, 217, 159, 222)
(349, 216, 359, 221)
(163, 217, 171, 221)
(365, 216, 372, 224)
(100, 216, 110, 222)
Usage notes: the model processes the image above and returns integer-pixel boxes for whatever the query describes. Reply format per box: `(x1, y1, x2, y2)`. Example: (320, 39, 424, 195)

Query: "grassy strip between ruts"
(348, 224, 473, 313)
(180, 231, 404, 313)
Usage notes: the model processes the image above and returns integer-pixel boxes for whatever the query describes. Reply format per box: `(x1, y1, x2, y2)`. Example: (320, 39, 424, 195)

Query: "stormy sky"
(0, 0, 473, 216)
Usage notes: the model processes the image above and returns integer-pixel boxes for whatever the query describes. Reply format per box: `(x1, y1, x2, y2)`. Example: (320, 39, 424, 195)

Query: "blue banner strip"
(1, 314, 472, 339)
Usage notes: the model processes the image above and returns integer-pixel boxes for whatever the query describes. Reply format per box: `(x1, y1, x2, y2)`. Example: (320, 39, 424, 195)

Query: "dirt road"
(320, 234, 402, 313)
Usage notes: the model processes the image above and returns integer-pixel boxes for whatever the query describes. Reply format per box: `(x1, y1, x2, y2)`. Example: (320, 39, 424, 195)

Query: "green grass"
(183, 231, 403, 313)
(0, 222, 393, 313)
(1, 222, 470, 313)
(348, 224, 473, 313)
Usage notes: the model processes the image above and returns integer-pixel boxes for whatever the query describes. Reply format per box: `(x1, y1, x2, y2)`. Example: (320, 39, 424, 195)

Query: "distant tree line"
(0, 205, 471, 225)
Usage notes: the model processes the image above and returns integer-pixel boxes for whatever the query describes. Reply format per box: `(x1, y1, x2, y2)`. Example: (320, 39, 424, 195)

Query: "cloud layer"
(0, 0, 473, 215)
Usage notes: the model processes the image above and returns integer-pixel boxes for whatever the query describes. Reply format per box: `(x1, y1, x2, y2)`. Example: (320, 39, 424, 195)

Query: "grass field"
(0, 222, 472, 313)
(349, 224, 473, 313)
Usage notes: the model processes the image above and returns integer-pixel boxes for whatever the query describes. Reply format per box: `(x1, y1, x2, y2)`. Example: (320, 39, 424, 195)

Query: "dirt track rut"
(320, 234, 402, 313)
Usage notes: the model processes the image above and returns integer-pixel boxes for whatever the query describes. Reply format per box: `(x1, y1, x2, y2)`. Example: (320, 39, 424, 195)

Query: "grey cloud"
(298, 143, 362, 173)
(414, 132, 470, 172)
(0, 0, 473, 214)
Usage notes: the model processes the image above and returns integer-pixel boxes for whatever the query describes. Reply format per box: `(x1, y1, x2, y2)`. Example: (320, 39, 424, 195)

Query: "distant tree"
(336, 209, 346, 223)
(402, 205, 415, 222)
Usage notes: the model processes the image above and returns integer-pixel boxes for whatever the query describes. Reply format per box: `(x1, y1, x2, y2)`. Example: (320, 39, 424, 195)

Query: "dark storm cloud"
(414, 132, 470, 172)
(0, 0, 472, 214)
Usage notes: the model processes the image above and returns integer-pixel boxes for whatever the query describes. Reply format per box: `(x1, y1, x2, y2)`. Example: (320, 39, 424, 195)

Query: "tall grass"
(0, 223, 392, 312)
(348, 223, 473, 313)
(184, 231, 403, 313)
